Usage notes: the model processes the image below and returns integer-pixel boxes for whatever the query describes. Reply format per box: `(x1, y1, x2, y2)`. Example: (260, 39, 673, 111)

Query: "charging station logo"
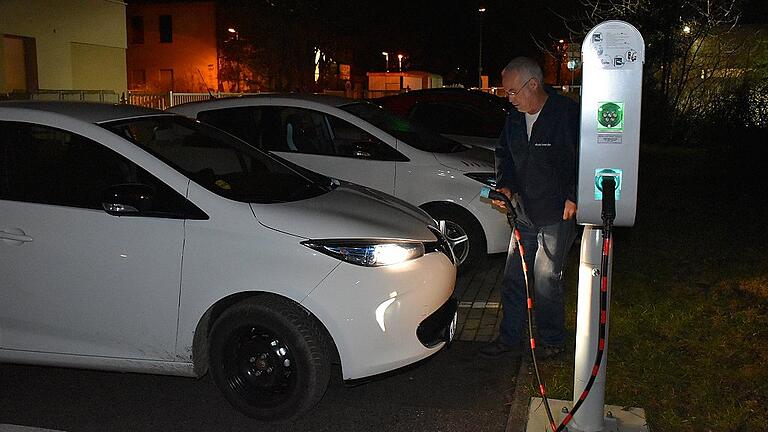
(597, 102, 624, 132)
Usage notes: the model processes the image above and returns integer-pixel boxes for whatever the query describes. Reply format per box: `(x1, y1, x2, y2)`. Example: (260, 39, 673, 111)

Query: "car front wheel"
(208, 295, 330, 421)
(425, 205, 486, 271)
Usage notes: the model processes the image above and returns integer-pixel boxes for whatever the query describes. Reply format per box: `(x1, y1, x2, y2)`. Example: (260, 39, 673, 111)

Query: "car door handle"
(0, 230, 34, 243)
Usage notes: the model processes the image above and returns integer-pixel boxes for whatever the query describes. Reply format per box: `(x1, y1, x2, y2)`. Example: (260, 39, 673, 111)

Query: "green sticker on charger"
(597, 102, 624, 132)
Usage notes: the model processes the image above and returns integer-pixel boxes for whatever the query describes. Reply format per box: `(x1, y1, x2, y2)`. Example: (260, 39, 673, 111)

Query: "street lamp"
(477, 6, 486, 88)
(555, 39, 566, 86)
(382, 51, 389, 72)
(397, 54, 403, 72)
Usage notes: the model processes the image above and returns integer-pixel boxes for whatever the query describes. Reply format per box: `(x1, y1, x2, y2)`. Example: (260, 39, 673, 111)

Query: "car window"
(198, 106, 263, 147)
(409, 103, 485, 137)
(340, 102, 465, 154)
(196, 105, 407, 162)
(278, 108, 336, 155)
(0, 121, 198, 218)
(102, 115, 334, 203)
(324, 114, 407, 161)
(271, 107, 406, 161)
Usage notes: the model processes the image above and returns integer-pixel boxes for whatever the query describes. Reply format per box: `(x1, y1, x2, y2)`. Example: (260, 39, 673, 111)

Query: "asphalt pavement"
(0, 341, 519, 432)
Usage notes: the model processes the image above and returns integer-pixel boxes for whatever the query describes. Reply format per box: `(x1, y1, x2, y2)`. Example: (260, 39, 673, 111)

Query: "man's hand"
(563, 199, 577, 220)
(491, 187, 514, 210)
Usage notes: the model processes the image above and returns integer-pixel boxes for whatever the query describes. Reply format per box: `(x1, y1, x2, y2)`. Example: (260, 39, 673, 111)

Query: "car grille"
(425, 226, 455, 264)
(416, 297, 458, 348)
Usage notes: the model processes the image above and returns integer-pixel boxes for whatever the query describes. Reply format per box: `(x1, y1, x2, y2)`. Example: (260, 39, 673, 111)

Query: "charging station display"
(577, 21, 645, 227)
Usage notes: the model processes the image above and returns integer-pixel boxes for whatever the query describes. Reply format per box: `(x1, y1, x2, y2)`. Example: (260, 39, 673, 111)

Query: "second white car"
(170, 94, 510, 270)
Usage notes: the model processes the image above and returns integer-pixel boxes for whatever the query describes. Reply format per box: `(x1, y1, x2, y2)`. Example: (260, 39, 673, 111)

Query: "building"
(126, 1, 217, 93)
(0, 0, 127, 97)
(366, 71, 443, 98)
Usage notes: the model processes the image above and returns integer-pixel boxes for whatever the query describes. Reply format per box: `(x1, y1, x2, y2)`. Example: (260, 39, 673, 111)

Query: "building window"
(160, 69, 174, 92)
(2, 35, 39, 92)
(129, 69, 146, 89)
(159, 15, 173, 43)
(129, 16, 144, 44)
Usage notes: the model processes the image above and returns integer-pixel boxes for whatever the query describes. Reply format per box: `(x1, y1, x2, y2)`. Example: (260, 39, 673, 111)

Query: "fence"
(1, 89, 120, 103)
(126, 91, 264, 110)
(4, 86, 582, 108)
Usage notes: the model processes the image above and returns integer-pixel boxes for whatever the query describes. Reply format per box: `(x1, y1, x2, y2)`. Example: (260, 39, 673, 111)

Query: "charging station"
(524, 20, 649, 431)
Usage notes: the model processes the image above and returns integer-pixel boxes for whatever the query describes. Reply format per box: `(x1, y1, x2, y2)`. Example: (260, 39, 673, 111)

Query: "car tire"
(208, 295, 330, 421)
(424, 204, 486, 271)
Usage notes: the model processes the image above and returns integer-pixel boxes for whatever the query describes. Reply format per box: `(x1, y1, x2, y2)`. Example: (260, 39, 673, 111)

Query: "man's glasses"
(505, 77, 533, 98)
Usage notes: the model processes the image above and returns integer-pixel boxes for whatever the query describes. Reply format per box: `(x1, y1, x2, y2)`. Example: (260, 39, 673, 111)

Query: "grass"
(525, 143, 768, 431)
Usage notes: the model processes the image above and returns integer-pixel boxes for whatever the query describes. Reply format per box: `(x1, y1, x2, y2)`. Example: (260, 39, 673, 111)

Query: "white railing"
(27, 89, 120, 103)
(127, 93, 170, 110)
(127, 91, 263, 110)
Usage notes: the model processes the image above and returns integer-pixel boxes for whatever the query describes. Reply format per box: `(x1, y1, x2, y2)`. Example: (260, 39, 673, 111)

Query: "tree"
(218, 0, 339, 92)
(549, 0, 767, 144)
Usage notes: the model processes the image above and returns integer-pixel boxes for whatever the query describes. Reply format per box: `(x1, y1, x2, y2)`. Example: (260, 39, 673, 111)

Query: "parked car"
(376, 88, 511, 150)
(170, 94, 509, 270)
(0, 101, 457, 421)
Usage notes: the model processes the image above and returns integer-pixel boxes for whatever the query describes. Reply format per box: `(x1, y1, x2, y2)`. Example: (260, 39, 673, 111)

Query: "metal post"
(477, 8, 486, 88)
(570, 225, 612, 431)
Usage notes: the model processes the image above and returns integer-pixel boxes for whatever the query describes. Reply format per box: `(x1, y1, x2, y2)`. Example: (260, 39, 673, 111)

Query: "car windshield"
(102, 115, 335, 203)
(339, 102, 466, 153)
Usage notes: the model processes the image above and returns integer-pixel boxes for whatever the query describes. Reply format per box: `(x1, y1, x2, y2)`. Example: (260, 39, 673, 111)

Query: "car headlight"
(302, 240, 425, 267)
(464, 172, 497, 188)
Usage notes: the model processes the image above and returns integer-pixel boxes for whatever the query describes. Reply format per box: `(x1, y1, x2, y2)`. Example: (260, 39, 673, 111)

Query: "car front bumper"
(301, 250, 456, 380)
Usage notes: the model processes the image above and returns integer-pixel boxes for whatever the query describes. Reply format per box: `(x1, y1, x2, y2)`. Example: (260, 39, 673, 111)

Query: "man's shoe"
(538, 345, 566, 360)
(479, 340, 522, 358)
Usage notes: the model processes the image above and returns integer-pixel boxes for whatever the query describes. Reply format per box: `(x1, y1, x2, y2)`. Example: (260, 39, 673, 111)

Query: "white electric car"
(169, 95, 509, 270)
(0, 101, 457, 421)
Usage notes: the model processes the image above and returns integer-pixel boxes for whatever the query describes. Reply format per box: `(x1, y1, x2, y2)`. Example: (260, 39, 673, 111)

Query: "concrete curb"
(505, 357, 531, 432)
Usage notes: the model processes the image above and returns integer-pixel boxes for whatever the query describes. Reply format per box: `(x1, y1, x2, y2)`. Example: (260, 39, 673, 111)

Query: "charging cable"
(480, 186, 556, 429)
(481, 182, 616, 432)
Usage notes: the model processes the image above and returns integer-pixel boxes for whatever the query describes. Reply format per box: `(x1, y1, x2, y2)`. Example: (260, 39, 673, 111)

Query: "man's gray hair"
(502, 57, 543, 82)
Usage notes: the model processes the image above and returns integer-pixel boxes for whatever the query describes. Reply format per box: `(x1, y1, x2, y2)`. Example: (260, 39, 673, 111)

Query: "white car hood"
(433, 147, 495, 171)
(251, 182, 437, 241)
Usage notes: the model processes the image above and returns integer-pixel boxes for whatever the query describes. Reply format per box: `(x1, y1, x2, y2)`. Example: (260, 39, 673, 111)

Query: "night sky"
(212, 0, 768, 87)
(315, 0, 767, 86)
(324, 0, 581, 85)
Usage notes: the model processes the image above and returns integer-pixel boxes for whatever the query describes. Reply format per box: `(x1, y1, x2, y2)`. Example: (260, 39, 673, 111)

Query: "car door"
(198, 106, 401, 195)
(0, 121, 185, 361)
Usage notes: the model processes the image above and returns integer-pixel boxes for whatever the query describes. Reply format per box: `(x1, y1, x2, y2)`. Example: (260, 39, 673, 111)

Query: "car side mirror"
(101, 183, 155, 216)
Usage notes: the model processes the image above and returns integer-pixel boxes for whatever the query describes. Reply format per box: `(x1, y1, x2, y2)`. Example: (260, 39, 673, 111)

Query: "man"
(480, 57, 579, 359)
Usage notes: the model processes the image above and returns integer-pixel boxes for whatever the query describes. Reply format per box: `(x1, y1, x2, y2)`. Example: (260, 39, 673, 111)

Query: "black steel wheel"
(208, 295, 330, 421)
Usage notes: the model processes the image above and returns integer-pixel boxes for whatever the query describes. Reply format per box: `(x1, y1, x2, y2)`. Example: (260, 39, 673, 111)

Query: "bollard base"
(525, 398, 648, 432)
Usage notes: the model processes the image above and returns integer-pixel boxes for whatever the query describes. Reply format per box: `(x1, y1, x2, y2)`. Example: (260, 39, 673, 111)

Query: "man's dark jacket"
(495, 91, 579, 226)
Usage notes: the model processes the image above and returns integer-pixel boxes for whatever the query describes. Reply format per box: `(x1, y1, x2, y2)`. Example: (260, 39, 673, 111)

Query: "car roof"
(0, 101, 169, 124)
(382, 87, 505, 100)
(173, 93, 360, 111)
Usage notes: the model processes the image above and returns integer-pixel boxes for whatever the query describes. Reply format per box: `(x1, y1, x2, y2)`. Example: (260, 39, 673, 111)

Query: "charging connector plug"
(600, 176, 617, 229)
(480, 186, 518, 228)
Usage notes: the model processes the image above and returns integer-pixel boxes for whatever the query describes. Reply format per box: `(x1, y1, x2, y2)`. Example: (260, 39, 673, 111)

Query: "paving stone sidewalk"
(455, 253, 507, 342)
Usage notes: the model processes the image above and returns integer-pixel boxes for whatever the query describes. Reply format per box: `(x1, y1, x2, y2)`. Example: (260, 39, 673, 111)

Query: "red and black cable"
(486, 178, 616, 432)
(516, 218, 612, 432)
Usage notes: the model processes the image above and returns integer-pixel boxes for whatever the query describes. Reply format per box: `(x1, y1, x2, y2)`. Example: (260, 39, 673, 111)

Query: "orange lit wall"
(126, 1, 217, 93)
